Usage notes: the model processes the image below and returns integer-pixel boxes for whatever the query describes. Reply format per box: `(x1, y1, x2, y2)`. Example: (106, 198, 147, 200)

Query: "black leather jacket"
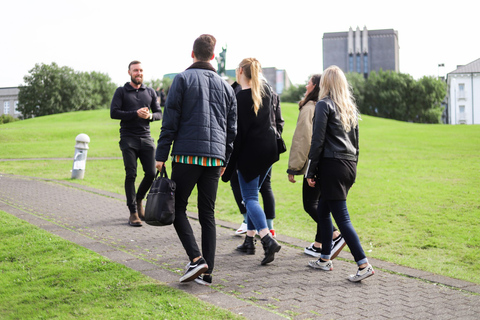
(306, 97, 359, 179)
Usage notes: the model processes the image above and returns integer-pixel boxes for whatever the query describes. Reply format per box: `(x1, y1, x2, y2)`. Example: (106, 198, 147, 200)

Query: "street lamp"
(438, 63, 445, 79)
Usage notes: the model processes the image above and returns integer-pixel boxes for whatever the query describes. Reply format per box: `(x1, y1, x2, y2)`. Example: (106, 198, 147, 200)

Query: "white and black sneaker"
(180, 258, 208, 283)
(308, 259, 333, 271)
(194, 274, 212, 286)
(304, 243, 322, 257)
(348, 264, 375, 282)
(331, 235, 346, 260)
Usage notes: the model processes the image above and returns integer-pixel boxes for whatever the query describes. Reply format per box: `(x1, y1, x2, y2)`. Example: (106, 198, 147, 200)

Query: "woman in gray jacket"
(287, 74, 345, 259)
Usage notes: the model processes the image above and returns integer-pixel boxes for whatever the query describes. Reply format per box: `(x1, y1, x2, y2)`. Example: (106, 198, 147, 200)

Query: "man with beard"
(110, 60, 162, 227)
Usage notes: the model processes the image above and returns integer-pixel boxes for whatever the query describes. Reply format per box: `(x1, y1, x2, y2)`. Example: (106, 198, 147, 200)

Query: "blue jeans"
(318, 198, 368, 266)
(237, 168, 271, 232)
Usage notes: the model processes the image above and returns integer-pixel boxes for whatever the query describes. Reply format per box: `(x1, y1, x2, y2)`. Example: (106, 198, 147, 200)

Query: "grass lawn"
(1, 107, 479, 288)
(0, 210, 242, 320)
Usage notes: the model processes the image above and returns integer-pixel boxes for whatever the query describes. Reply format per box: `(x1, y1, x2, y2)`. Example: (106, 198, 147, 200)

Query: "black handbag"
(145, 166, 176, 226)
(277, 135, 287, 154)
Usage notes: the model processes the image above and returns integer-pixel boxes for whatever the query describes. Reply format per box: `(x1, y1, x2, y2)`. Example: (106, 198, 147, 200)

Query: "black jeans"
(171, 162, 221, 274)
(119, 136, 156, 213)
(230, 168, 275, 219)
(303, 177, 337, 243)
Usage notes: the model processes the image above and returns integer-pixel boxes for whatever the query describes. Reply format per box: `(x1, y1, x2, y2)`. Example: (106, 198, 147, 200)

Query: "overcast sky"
(1, 0, 478, 88)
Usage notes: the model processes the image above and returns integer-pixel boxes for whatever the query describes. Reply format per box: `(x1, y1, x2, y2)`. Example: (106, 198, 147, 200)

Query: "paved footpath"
(1, 174, 479, 319)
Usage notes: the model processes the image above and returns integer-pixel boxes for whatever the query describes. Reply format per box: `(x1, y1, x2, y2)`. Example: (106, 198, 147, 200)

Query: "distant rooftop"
(449, 58, 480, 74)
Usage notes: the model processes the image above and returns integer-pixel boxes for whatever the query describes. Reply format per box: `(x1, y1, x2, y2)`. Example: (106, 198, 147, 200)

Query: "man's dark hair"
(128, 60, 142, 70)
(193, 34, 216, 61)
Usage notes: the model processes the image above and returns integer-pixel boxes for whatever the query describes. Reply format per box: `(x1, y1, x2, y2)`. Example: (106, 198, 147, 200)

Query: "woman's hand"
(288, 174, 296, 183)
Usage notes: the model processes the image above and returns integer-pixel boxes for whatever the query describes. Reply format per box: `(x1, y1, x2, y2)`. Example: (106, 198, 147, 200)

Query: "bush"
(0, 114, 19, 124)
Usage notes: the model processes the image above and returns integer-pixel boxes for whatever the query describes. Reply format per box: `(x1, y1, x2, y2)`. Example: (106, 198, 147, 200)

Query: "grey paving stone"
(1, 173, 479, 320)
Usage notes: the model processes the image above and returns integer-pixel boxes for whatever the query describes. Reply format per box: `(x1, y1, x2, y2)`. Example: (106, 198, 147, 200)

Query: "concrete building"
(0, 87, 20, 118)
(446, 58, 480, 125)
(323, 26, 399, 77)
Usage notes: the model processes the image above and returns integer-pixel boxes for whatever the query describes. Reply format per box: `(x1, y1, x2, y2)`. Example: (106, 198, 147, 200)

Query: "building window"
(458, 105, 466, 124)
(14, 101, 20, 114)
(349, 55, 353, 72)
(363, 54, 368, 74)
(4, 101, 10, 115)
(458, 83, 465, 99)
(356, 54, 361, 73)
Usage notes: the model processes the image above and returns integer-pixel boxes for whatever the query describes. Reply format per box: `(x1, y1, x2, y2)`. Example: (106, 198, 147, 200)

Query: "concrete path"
(1, 173, 479, 319)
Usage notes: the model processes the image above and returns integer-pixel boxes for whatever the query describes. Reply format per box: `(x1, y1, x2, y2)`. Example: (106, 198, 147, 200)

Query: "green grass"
(1, 107, 479, 287)
(0, 210, 242, 320)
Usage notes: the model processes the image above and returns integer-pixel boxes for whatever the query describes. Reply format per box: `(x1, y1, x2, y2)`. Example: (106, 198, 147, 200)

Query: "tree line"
(17, 63, 445, 124)
(18, 63, 118, 119)
(281, 70, 446, 124)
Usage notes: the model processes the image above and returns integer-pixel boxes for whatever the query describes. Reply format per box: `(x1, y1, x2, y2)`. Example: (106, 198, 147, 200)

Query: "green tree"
(144, 78, 173, 96)
(280, 82, 306, 103)
(346, 72, 366, 109)
(18, 63, 116, 119)
(350, 69, 446, 124)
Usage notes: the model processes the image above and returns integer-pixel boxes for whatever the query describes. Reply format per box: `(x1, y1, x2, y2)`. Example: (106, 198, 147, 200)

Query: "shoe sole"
(304, 249, 321, 257)
(308, 261, 333, 271)
(236, 248, 255, 255)
(235, 230, 247, 235)
(128, 221, 142, 227)
(348, 269, 375, 282)
(194, 278, 212, 286)
(330, 241, 346, 260)
(180, 264, 208, 283)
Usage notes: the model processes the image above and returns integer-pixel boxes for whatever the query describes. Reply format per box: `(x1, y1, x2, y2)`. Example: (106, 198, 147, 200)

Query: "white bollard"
(71, 133, 90, 179)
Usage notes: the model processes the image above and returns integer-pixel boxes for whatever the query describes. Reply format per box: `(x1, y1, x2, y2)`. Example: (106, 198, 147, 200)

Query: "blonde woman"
(223, 58, 281, 265)
(287, 74, 346, 259)
(306, 65, 374, 282)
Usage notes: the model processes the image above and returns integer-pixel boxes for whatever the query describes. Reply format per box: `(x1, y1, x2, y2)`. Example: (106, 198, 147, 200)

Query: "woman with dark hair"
(306, 65, 374, 282)
(287, 75, 346, 259)
(223, 57, 281, 265)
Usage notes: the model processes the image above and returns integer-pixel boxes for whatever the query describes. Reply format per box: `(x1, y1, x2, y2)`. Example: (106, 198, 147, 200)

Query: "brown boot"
(128, 212, 142, 227)
(136, 200, 145, 221)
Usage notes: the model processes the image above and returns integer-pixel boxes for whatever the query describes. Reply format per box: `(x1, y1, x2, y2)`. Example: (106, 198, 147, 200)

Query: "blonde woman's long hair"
(239, 58, 265, 115)
(318, 66, 360, 132)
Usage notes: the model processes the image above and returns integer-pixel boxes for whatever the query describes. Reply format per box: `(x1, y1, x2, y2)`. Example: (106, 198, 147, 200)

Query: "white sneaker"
(308, 259, 333, 271)
(235, 222, 248, 235)
(348, 264, 375, 282)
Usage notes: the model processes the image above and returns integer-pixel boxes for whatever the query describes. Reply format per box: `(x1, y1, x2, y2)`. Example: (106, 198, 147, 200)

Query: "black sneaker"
(194, 274, 212, 286)
(180, 258, 208, 283)
(304, 243, 322, 257)
(331, 235, 346, 260)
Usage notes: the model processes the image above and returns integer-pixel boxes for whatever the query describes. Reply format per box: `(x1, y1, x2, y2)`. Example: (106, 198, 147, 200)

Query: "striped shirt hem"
(172, 155, 224, 167)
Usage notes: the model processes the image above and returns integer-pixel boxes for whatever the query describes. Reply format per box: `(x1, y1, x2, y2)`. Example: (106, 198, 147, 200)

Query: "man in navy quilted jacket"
(155, 34, 237, 286)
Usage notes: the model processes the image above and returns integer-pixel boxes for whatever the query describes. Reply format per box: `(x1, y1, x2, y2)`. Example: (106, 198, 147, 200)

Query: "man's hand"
(288, 174, 296, 183)
(220, 167, 226, 176)
(307, 178, 316, 188)
(137, 107, 150, 119)
(155, 161, 164, 172)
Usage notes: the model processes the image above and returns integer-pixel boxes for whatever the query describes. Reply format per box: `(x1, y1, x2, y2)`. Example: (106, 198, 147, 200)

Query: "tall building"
(323, 26, 399, 77)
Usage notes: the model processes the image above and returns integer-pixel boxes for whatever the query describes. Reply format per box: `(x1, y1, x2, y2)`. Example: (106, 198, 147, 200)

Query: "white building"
(447, 58, 480, 125)
(0, 87, 21, 119)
